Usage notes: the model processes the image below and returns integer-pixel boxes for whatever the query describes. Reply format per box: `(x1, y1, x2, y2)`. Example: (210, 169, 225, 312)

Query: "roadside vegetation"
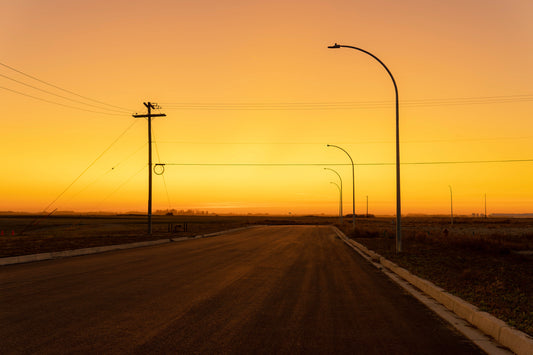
(341, 217, 533, 337)
(0, 214, 254, 257)
(0, 214, 334, 258)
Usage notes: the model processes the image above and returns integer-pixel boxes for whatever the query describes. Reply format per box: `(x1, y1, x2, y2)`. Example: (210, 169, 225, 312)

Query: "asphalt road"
(1, 225, 483, 354)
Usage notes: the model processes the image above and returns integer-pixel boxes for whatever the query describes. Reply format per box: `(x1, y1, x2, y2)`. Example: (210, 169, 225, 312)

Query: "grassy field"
(339, 217, 533, 337)
(1, 214, 532, 336)
(0, 214, 335, 258)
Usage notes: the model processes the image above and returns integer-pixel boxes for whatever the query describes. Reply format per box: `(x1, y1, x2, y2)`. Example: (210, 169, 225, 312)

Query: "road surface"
(1, 225, 483, 354)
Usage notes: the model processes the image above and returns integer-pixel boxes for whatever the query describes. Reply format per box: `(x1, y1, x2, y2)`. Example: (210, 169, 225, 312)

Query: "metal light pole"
(324, 168, 343, 224)
(328, 43, 402, 252)
(327, 144, 355, 231)
(448, 185, 453, 225)
(330, 182, 342, 224)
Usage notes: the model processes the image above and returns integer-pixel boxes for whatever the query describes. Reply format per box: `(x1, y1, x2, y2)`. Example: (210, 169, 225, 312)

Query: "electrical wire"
(0, 61, 134, 112)
(93, 165, 146, 209)
(113, 143, 148, 169)
(39, 120, 139, 213)
(64, 142, 148, 203)
(155, 135, 533, 145)
(401, 159, 533, 165)
(160, 94, 533, 110)
(152, 127, 172, 210)
(0, 73, 130, 114)
(1, 86, 126, 116)
(162, 159, 533, 167)
(164, 94, 533, 106)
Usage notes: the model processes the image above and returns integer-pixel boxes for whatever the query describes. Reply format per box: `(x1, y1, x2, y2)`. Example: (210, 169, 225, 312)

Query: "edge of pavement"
(332, 226, 533, 355)
(0, 225, 258, 267)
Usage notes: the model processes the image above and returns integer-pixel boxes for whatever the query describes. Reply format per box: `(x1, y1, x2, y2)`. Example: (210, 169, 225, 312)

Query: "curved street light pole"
(330, 182, 342, 224)
(328, 43, 401, 252)
(327, 144, 355, 231)
(324, 168, 343, 224)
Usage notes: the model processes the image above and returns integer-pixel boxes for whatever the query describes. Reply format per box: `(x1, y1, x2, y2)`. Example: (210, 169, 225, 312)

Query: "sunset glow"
(2, 0, 533, 215)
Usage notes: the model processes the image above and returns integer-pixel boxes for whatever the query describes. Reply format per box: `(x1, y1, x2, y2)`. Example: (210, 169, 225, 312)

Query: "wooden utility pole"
(449, 185, 454, 225)
(484, 193, 487, 219)
(133, 102, 166, 235)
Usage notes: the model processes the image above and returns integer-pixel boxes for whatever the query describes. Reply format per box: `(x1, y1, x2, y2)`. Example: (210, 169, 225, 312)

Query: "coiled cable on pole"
(154, 163, 165, 175)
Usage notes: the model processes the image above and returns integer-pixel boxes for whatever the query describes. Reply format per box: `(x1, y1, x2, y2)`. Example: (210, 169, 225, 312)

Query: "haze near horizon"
(1, 0, 532, 216)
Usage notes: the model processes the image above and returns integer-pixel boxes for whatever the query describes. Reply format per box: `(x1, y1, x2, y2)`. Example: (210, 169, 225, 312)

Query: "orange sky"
(1, 0, 533, 215)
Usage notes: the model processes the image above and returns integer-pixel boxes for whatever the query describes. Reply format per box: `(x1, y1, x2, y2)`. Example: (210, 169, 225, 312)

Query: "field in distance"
(0, 214, 336, 258)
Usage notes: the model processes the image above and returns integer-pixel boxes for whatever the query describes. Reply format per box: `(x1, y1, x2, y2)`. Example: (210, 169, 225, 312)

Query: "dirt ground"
(1, 214, 532, 337)
(340, 217, 533, 337)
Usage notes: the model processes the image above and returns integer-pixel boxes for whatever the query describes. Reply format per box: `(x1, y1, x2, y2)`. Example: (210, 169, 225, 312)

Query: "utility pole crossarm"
(132, 113, 167, 118)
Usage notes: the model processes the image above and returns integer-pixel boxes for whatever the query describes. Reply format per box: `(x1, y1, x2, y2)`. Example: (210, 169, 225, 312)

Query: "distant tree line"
(154, 209, 210, 216)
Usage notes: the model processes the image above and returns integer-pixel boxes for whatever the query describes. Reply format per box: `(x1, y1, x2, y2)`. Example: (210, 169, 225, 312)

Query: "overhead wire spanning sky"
(160, 95, 533, 110)
(1, 0, 532, 215)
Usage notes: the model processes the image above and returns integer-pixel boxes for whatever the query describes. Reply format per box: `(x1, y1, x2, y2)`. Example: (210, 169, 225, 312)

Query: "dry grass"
(0, 214, 337, 258)
(341, 217, 533, 336)
(0, 214, 252, 257)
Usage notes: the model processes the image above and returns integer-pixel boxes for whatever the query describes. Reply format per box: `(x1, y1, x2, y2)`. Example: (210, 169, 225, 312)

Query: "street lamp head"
(326, 144, 331, 147)
(328, 43, 341, 49)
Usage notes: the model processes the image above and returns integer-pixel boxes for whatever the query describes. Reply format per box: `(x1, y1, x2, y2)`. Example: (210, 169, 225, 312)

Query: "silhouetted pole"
(133, 102, 166, 235)
(366, 195, 369, 217)
(324, 168, 343, 224)
(327, 144, 355, 231)
(330, 182, 342, 224)
(448, 185, 453, 225)
(484, 193, 487, 218)
(328, 43, 401, 252)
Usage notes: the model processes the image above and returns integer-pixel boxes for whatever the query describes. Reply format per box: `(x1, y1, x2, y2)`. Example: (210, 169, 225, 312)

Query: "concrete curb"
(332, 227, 533, 355)
(0, 239, 171, 266)
(1, 225, 259, 267)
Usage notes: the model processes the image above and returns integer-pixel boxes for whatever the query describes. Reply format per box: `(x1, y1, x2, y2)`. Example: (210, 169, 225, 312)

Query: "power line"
(402, 158, 533, 165)
(0, 61, 134, 112)
(160, 94, 533, 110)
(39, 120, 139, 213)
(0, 73, 130, 114)
(152, 127, 172, 210)
(162, 163, 356, 168)
(112, 143, 148, 170)
(64, 142, 147, 203)
(162, 94, 533, 105)
(163, 94, 533, 106)
(155, 135, 533, 145)
(93, 165, 146, 209)
(1, 86, 126, 116)
(162, 159, 533, 167)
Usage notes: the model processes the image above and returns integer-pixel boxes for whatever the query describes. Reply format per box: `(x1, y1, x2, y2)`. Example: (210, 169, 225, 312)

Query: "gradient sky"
(2, 0, 532, 215)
